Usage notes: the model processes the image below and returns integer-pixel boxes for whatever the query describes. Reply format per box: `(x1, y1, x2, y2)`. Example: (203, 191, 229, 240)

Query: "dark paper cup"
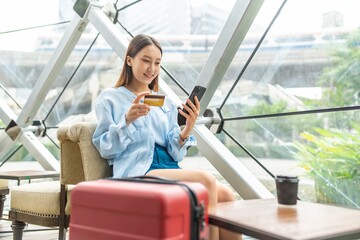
(275, 175, 299, 205)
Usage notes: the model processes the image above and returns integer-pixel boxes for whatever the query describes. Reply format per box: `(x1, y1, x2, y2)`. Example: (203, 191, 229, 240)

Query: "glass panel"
(223, 109, 360, 208)
(35, 24, 98, 125)
(0, 0, 70, 32)
(41, 135, 60, 160)
(41, 31, 121, 126)
(210, 0, 284, 108)
(0, 0, 73, 113)
(0, 144, 31, 163)
(217, 0, 360, 117)
(0, 0, 77, 169)
(0, 86, 22, 117)
(212, 0, 360, 207)
(0, 24, 69, 109)
(116, 0, 236, 94)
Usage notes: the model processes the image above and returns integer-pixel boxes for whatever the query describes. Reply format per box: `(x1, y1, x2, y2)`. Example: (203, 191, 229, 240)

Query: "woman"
(93, 34, 241, 240)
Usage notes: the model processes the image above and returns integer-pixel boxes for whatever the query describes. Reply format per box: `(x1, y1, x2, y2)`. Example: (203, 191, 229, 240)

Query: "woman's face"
(127, 44, 162, 89)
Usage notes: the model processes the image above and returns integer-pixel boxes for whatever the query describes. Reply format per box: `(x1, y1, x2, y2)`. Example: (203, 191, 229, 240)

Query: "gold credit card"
(144, 94, 165, 106)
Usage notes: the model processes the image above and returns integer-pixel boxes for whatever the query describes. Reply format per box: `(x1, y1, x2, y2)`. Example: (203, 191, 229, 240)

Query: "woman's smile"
(144, 72, 154, 79)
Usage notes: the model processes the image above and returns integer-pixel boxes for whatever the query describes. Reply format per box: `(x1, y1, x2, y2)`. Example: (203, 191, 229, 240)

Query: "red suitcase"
(70, 177, 209, 240)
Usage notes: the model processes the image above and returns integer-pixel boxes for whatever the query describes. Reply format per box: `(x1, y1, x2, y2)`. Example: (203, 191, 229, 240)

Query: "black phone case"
(178, 85, 206, 126)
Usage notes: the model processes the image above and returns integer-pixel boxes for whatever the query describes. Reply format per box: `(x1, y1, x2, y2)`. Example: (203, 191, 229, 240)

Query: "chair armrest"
(57, 122, 111, 184)
(58, 122, 97, 142)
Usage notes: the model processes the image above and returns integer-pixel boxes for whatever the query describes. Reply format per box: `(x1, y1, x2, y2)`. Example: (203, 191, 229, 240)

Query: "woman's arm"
(92, 100, 136, 159)
(93, 90, 152, 159)
(166, 97, 199, 162)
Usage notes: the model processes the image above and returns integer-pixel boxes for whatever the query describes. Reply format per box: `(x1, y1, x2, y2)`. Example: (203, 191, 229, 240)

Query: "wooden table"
(0, 170, 59, 185)
(209, 198, 360, 240)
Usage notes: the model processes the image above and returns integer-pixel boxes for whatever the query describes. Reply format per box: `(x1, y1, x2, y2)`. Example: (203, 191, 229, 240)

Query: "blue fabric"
(92, 86, 196, 178)
(147, 143, 181, 173)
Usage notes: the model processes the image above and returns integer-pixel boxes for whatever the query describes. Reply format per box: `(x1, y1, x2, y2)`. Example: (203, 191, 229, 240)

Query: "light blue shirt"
(92, 86, 196, 178)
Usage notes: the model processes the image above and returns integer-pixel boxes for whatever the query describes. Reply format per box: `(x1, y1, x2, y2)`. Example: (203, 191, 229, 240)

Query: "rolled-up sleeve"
(92, 97, 137, 159)
(167, 128, 196, 162)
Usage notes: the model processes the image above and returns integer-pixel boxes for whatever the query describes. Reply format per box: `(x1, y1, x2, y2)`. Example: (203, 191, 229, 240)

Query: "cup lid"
(275, 175, 299, 182)
(276, 175, 298, 179)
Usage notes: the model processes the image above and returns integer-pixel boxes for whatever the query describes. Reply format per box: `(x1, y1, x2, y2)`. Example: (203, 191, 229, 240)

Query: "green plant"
(243, 100, 295, 142)
(316, 29, 360, 109)
(293, 123, 360, 208)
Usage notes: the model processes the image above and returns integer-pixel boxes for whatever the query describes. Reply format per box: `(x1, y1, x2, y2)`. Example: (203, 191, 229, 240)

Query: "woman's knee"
(196, 171, 217, 192)
(217, 183, 236, 202)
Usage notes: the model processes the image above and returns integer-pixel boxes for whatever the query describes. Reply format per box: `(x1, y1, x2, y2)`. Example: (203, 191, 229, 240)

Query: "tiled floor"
(0, 219, 66, 240)
(0, 218, 255, 240)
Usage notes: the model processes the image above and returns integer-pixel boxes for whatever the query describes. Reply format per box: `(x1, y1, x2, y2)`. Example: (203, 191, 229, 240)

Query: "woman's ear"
(126, 56, 132, 67)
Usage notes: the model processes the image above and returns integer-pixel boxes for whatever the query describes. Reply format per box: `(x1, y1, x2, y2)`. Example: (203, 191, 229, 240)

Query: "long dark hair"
(114, 34, 162, 91)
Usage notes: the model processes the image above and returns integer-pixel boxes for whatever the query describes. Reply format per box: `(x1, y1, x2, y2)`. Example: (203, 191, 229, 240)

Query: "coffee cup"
(275, 175, 299, 205)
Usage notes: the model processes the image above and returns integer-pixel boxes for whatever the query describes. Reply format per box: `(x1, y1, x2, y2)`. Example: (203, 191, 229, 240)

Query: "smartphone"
(177, 85, 206, 126)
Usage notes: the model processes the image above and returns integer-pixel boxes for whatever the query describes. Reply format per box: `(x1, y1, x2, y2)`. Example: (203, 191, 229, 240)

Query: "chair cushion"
(0, 179, 8, 189)
(10, 181, 74, 216)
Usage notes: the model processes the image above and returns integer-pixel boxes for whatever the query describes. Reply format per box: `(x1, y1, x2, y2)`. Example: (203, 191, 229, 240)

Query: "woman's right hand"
(125, 91, 151, 125)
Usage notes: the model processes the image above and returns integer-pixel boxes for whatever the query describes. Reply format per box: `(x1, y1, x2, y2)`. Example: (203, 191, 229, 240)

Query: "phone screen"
(177, 85, 206, 126)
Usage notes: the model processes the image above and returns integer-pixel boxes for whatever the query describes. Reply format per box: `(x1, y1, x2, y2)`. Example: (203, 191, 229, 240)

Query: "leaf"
(300, 132, 316, 142)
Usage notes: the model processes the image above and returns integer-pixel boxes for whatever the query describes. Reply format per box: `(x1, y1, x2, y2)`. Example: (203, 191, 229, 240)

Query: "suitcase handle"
(119, 175, 178, 183)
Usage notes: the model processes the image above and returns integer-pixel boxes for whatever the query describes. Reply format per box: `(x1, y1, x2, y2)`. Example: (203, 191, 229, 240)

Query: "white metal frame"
(0, 0, 273, 198)
(193, 0, 273, 198)
(0, 11, 90, 171)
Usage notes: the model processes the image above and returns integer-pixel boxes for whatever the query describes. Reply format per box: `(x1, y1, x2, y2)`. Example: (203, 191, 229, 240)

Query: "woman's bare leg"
(217, 183, 242, 240)
(146, 169, 218, 208)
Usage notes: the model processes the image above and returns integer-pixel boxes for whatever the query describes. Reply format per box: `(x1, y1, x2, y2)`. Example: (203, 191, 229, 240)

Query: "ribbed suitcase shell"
(70, 179, 209, 240)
